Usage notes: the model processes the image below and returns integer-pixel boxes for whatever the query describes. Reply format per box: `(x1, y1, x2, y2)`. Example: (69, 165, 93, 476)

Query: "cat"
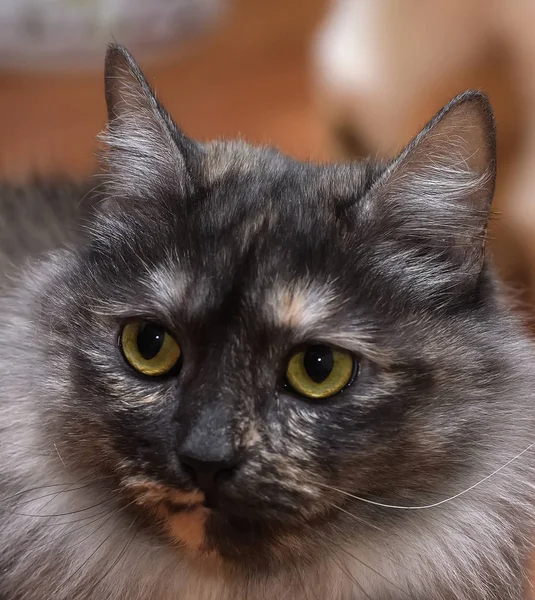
(0, 44, 534, 600)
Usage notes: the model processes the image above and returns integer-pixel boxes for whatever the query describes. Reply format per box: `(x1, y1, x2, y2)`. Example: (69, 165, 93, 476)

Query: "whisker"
(317, 507, 407, 570)
(327, 501, 387, 534)
(292, 563, 314, 600)
(35, 504, 124, 527)
(54, 443, 68, 468)
(60, 506, 134, 550)
(84, 519, 139, 596)
(336, 544, 412, 598)
(316, 440, 535, 510)
(49, 514, 122, 597)
(0, 474, 116, 505)
(325, 495, 500, 577)
(330, 553, 373, 600)
(28, 480, 85, 516)
(62, 511, 118, 540)
(1, 495, 116, 519)
(54, 495, 138, 544)
(0, 440, 53, 457)
(60, 497, 140, 552)
(1, 482, 74, 505)
(15, 481, 113, 510)
(62, 512, 118, 551)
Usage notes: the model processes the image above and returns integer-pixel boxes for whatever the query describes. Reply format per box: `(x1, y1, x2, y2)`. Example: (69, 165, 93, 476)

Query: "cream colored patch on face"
(266, 282, 335, 331)
(146, 266, 190, 313)
(122, 477, 213, 554)
(121, 476, 204, 508)
(166, 506, 210, 552)
(114, 389, 168, 406)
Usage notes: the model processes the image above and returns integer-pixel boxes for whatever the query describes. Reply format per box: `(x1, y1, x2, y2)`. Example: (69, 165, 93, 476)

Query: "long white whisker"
(328, 501, 387, 533)
(317, 441, 535, 510)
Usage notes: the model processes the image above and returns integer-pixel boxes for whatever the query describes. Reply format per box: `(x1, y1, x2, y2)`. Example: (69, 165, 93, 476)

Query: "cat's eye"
(285, 345, 357, 399)
(120, 321, 181, 377)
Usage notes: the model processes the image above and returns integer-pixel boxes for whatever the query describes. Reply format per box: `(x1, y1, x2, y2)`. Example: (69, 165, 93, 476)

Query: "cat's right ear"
(101, 44, 199, 199)
(360, 91, 496, 298)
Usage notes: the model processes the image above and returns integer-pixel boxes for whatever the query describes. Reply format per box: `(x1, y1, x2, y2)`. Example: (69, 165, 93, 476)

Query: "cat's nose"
(178, 451, 240, 496)
(176, 398, 242, 497)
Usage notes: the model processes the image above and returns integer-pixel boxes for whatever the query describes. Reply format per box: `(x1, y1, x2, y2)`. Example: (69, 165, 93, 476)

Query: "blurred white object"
(0, 0, 225, 70)
(312, 0, 491, 155)
(312, 0, 535, 298)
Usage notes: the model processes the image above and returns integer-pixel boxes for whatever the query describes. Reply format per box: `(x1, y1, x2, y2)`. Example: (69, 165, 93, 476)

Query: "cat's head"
(36, 45, 504, 570)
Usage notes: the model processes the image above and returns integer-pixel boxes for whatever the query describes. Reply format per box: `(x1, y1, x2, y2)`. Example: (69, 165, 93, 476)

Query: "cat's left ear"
(365, 91, 496, 283)
(101, 44, 199, 199)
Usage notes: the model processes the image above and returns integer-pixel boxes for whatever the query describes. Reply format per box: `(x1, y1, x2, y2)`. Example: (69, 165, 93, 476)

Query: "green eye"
(285, 345, 356, 399)
(121, 321, 181, 377)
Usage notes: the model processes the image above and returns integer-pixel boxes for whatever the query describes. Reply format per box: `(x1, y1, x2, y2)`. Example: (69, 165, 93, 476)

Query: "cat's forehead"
(148, 259, 339, 334)
(143, 140, 368, 332)
(200, 140, 381, 205)
(92, 143, 384, 332)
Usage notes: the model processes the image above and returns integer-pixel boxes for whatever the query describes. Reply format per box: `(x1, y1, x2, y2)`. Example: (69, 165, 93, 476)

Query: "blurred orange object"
(0, 0, 327, 181)
(312, 0, 535, 309)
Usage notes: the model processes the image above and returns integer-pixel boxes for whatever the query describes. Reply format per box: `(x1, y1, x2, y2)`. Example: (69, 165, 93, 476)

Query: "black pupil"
(137, 323, 165, 360)
(303, 345, 334, 383)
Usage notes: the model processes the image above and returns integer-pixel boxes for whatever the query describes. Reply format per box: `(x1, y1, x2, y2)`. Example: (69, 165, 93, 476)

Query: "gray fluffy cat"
(0, 44, 534, 600)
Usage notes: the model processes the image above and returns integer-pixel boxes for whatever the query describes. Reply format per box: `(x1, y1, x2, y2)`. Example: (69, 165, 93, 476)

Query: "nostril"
(214, 467, 235, 486)
(180, 461, 197, 484)
(178, 453, 240, 494)
(216, 467, 234, 480)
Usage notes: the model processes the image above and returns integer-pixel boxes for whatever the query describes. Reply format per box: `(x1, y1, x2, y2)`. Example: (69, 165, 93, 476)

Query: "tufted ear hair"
(101, 44, 200, 200)
(363, 91, 496, 289)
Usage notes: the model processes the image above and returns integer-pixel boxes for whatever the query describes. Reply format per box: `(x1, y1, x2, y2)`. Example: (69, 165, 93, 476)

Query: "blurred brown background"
(0, 0, 329, 179)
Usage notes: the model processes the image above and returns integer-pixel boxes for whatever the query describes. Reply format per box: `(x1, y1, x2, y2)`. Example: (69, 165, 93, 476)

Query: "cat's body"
(0, 46, 534, 600)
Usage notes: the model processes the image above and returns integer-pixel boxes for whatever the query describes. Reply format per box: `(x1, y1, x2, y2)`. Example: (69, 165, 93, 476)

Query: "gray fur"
(0, 45, 534, 600)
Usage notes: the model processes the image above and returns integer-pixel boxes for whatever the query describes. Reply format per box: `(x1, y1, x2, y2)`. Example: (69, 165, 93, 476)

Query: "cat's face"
(37, 46, 499, 569)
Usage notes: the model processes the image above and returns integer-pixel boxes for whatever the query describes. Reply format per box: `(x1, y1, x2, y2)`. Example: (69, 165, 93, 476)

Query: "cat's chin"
(165, 505, 214, 554)
(164, 506, 314, 571)
(122, 476, 317, 568)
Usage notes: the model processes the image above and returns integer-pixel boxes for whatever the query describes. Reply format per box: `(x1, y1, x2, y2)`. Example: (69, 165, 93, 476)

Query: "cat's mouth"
(121, 476, 209, 549)
(121, 476, 302, 562)
(167, 500, 204, 513)
(121, 476, 205, 508)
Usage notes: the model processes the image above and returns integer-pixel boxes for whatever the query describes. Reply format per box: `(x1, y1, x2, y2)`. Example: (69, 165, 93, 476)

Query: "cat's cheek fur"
(0, 44, 534, 600)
